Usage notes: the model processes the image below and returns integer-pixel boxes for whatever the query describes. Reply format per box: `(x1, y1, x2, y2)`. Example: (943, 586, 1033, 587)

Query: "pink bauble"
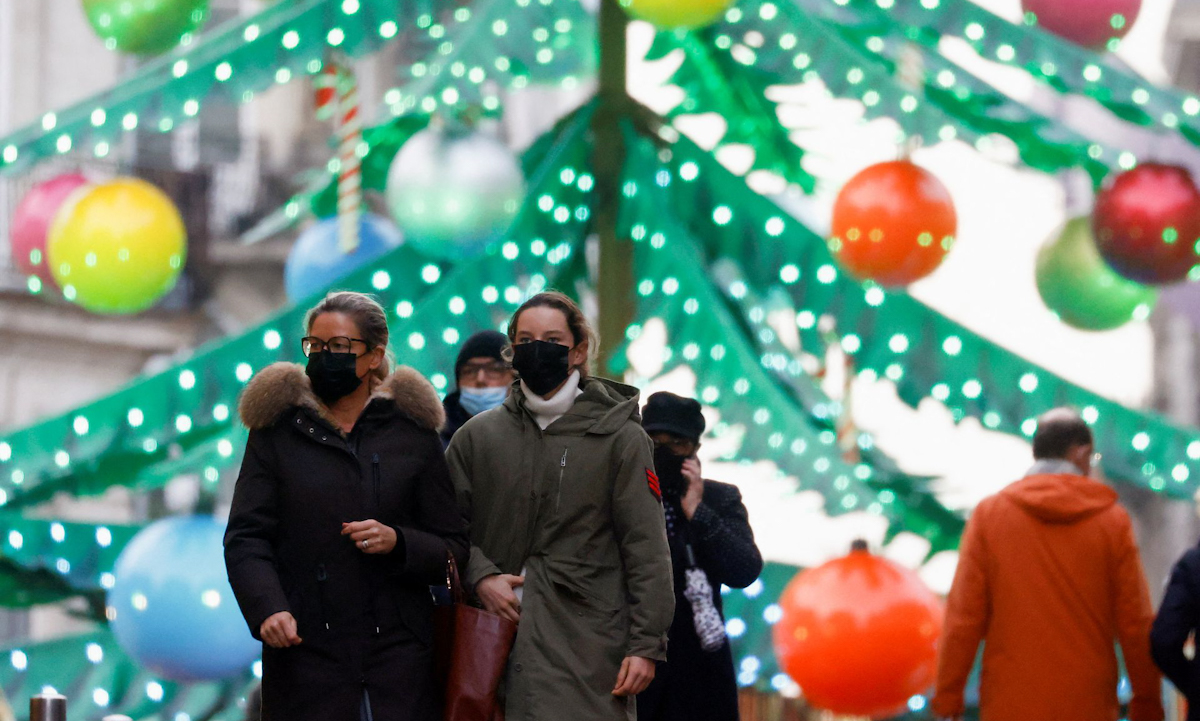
(11, 174, 91, 288)
(1021, 0, 1142, 50)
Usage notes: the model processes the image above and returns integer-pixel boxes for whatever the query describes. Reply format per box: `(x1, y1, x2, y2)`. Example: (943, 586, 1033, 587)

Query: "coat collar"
(238, 362, 446, 433)
(503, 375, 641, 435)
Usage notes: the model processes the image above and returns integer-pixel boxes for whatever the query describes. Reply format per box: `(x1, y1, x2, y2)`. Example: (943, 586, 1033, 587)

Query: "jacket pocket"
(543, 556, 623, 614)
(393, 587, 435, 646)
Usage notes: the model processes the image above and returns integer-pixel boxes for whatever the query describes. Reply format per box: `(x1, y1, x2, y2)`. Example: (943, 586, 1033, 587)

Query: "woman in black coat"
(225, 291, 468, 721)
(637, 392, 763, 721)
(1152, 544, 1200, 720)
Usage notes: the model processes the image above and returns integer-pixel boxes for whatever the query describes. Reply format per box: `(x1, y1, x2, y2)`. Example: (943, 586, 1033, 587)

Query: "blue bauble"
(284, 213, 403, 302)
(386, 127, 525, 261)
(107, 516, 260, 681)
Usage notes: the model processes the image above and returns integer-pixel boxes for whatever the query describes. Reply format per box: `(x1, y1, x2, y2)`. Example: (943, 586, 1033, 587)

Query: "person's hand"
(260, 611, 301, 648)
(342, 520, 397, 554)
(680, 457, 704, 519)
(612, 656, 656, 696)
(476, 574, 524, 624)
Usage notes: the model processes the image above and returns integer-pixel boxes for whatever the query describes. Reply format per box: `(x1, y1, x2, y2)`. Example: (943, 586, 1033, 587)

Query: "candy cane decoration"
(335, 64, 362, 254)
(315, 57, 362, 254)
(314, 63, 339, 121)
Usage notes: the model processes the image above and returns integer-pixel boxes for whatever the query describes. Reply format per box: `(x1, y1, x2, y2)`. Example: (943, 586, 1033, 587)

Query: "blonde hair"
(505, 291, 598, 376)
(304, 291, 393, 381)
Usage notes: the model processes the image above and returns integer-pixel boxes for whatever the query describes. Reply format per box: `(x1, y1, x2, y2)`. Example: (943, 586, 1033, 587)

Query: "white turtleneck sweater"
(521, 370, 583, 430)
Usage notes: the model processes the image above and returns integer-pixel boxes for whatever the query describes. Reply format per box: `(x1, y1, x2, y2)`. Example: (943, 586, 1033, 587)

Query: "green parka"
(446, 376, 675, 721)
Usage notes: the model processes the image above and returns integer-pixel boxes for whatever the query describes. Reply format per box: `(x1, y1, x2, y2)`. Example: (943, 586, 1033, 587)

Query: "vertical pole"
(593, 0, 633, 372)
(30, 692, 66, 721)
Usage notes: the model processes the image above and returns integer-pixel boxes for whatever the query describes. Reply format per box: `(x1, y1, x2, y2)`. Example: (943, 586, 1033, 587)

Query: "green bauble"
(83, 0, 210, 55)
(1036, 216, 1157, 331)
(385, 126, 525, 261)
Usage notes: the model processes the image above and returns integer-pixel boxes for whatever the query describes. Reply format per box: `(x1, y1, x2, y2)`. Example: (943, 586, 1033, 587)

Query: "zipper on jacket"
(556, 448, 568, 512)
(371, 453, 381, 513)
(316, 564, 331, 631)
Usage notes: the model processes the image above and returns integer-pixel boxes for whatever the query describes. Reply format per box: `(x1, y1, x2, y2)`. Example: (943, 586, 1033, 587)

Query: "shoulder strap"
(445, 550, 467, 604)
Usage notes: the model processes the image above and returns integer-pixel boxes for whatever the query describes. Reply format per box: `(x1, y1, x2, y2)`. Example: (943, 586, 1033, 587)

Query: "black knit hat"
(454, 330, 509, 384)
(642, 392, 706, 442)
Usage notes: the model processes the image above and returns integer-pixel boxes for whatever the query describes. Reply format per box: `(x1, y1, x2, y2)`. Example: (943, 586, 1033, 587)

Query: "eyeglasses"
(301, 336, 371, 357)
(459, 360, 512, 381)
(652, 437, 698, 456)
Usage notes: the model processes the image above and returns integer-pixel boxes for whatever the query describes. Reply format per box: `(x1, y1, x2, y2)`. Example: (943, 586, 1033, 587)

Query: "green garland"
(0, 630, 258, 720)
(640, 125, 1200, 498)
(616, 131, 964, 555)
(827, 0, 1200, 147)
(0, 0, 594, 180)
(0, 106, 594, 512)
(0, 0, 401, 175)
(646, 32, 817, 192)
(652, 0, 1122, 185)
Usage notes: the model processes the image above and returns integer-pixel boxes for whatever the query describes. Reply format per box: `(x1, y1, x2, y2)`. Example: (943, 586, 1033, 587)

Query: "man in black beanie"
(441, 330, 513, 447)
(637, 392, 763, 721)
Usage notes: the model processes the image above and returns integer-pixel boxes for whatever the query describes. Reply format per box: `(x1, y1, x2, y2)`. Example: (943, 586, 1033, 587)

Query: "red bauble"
(829, 161, 957, 287)
(1021, 0, 1142, 50)
(773, 546, 943, 719)
(1092, 163, 1200, 285)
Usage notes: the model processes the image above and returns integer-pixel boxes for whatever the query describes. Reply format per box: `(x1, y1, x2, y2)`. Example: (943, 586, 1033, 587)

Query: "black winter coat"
(1152, 545, 1200, 720)
(225, 363, 469, 721)
(637, 480, 763, 721)
(439, 391, 472, 448)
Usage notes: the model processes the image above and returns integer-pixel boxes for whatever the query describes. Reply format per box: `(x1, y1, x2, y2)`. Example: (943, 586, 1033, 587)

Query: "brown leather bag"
(434, 553, 517, 721)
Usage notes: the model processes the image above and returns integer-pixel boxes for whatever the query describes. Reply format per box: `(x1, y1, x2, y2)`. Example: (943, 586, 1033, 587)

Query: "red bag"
(434, 554, 517, 721)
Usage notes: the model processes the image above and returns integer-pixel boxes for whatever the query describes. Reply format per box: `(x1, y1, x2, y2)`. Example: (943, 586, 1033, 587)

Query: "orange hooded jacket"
(932, 473, 1164, 721)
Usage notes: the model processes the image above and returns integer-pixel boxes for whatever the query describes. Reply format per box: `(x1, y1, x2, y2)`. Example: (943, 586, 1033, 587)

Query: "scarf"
(520, 371, 582, 430)
(662, 476, 727, 652)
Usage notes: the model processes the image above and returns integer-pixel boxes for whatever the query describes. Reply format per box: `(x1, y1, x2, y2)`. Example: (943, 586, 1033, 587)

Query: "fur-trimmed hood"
(239, 362, 445, 433)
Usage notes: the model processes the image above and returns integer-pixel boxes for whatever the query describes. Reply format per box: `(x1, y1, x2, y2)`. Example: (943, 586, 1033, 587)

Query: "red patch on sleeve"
(646, 468, 661, 502)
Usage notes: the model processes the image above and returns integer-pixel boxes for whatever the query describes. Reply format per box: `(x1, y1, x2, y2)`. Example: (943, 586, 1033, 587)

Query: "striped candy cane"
(314, 57, 362, 254)
(314, 62, 339, 121)
(335, 63, 362, 254)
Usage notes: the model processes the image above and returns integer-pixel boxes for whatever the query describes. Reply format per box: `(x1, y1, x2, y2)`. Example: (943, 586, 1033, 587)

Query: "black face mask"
(306, 350, 364, 404)
(653, 445, 688, 501)
(512, 340, 572, 397)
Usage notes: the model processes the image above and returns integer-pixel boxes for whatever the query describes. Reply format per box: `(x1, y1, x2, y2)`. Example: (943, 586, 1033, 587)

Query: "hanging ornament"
(108, 516, 260, 681)
(829, 160, 958, 287)
(82, 0, 210, 55)
(48, 178, 188, 314)
(773, 542, 943, 719)
(1092, 163, 1200, 285)
(620, 0, 734, 29)
(1021, 0, 1142, 50)
(385, 124, 525, 261)
(10, 173, 91, 291)
(1036, 217, 1156, 330)
(284, 213, 404, 302)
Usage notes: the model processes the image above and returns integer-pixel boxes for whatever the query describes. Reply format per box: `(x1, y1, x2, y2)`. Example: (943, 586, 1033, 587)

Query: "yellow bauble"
(620, 0, 736, 29)
(48, 178, 187, 314)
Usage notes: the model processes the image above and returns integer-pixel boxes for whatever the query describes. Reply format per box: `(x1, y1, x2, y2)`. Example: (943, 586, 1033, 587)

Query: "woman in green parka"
(446, 291, 675, 721)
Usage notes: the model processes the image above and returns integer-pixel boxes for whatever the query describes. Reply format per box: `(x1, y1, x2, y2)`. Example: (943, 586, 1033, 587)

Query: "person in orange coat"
(932, 408, 1164, 721)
